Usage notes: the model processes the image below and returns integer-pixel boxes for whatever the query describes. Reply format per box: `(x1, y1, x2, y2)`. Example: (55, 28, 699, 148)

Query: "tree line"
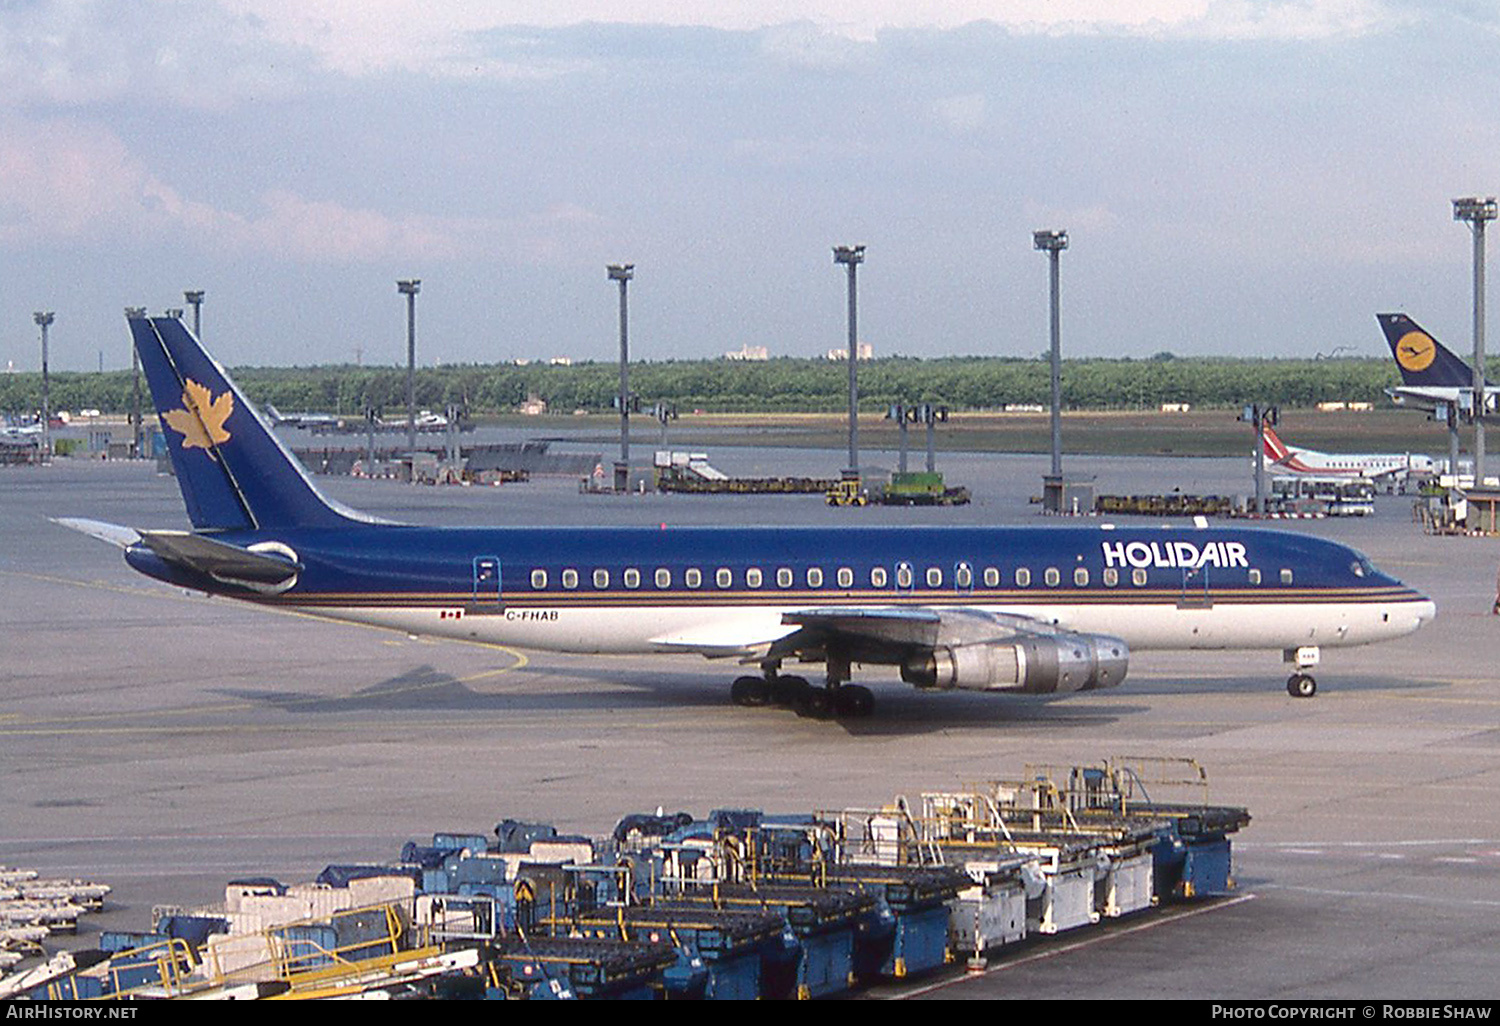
(0, 354, 1399, 417)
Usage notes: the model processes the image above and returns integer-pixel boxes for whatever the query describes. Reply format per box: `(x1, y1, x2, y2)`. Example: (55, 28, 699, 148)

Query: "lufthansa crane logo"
(1395, 331, 1437, 373)
(162, 379, 233, 450)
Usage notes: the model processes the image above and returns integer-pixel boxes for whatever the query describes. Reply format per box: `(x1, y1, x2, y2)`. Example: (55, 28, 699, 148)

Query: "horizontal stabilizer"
(137, 530, 301, 586)
(51, 517, 142, 550)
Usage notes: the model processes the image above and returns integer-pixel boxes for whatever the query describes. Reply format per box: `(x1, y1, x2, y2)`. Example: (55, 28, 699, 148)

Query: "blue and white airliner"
(58, 314, 1435, 717)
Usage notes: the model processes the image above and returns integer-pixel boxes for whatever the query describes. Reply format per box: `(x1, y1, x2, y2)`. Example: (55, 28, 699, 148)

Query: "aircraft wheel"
(834, 685, 875, 719)
(1287, 673, 1317, 698)
(795, 688, 834, 720)
(771, 675, 811, 706)
(731, 675, 771, 707)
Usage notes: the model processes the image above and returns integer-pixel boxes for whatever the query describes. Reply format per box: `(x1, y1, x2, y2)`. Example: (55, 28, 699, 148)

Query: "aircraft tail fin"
(1262, 425, 1292, 463)
(127, 313, 371, 531)
(1377, 313, 1484, 388)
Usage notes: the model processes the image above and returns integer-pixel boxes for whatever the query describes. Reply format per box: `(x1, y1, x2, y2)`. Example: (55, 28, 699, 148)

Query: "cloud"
(0, 117, 574, 263)
(931, 93, 987, 133)
(0, 1, 313, 109)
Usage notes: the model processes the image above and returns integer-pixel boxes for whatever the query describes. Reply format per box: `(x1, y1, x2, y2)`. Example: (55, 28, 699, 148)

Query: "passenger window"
(926, 567, 943, 588)
(1280, 568, 1294, 584)
(1074, 568, 1088, 587)
(837, 567, 854, 588)
(1015, 568, 1031, 587)
(1248, 569, 1262, 585)
(896, 564, 914, 588)
(623, 568, 640, 589)
(716, 568, 733, 588)
(531, 569, 547, 589)
(655, 568, 671, 589)
(807, 568, 824, 588)
(1103, 568, 1118, 587)
(871, 567, 888, 588)
(983, 567, 1001, 588)
(1131, 568, 1147, 587)
(956, 563, 973, 588)
(562, 569, 579, 589)
(777, 567, 793, 588)
(685, 568, 702, 588)
(593, 568, 609, 589)
(746, 568, 763, 588)
(1045, 568, 1060, 587)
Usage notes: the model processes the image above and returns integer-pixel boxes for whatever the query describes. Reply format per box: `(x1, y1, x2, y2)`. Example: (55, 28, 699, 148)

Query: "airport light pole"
(34, 311, 53, 463)
(608, 264, 634, 492)
(1242, 403, 1278, 514)
(397, 279, 421, 482)
(1033, 230, 1068, 483)
(1454, 197, 1496, 486)
(124, 307, 148, 458)
(833, 245, 865, 476)
(130, 338, 142, 458)
(184, 290, 204, 338)
(887, 402, 909, 473)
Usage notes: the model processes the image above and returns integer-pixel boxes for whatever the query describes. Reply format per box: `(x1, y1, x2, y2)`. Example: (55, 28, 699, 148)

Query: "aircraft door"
(473, 556, 502, 608)
(1179, 566, 1211, 609)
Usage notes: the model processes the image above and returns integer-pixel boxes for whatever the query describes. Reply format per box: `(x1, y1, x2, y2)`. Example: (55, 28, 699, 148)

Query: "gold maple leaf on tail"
(162, 379, 233, 450)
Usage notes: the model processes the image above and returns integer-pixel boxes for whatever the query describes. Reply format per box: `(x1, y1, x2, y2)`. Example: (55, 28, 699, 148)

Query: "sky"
(1, 1, 1498, 372)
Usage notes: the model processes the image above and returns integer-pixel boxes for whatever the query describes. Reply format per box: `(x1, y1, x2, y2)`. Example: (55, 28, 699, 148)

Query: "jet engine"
(901, 630, 1129, 693)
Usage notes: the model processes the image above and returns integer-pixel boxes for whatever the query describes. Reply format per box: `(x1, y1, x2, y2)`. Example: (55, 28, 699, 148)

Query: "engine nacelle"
(902, 632, 1129, 693)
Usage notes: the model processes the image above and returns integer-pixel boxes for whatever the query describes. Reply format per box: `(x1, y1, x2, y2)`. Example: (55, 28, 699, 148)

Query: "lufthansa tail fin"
(128, 313, 372, 531)
(1377, 313, 1485, 388)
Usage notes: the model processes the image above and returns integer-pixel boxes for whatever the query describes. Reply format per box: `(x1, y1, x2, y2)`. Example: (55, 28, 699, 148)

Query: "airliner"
(264, 404, 345, 431)
(1377, 313, 1499, 415)
(1262, 426, 1435, 484)
(56, 314, 1435, 714)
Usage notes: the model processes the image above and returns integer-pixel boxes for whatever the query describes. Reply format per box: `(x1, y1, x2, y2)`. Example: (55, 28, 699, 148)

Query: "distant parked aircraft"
(1377, 313, 1500, 415)
(1262, 426, 1435, 485)
(264, 404, 344, 430)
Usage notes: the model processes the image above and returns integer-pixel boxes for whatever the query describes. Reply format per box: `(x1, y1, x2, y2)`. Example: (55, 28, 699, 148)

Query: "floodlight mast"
(833, 245, 865, 476)
(1454, 197, 1496, 485)
(125, 307, 147, 458)
(184, 290, 204, 339)
(1033, 229, 1068, 480)
(397, 279, 421, 481)
(34, 311, 54, 462)
(608, 263, 634, 491)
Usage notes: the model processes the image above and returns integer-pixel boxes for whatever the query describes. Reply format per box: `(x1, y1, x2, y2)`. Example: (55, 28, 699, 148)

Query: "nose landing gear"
(1287, 673, 1317, 698)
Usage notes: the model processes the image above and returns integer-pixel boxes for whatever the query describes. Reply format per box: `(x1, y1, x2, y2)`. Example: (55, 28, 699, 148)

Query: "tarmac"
(2, 447, 1498, 1000)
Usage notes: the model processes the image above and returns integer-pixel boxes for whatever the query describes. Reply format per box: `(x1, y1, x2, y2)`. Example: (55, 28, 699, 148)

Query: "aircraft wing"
(769, 606, 1079, 663)
(651, 604, 1092, 672)
(650, 605, 1035, 662)
(649, 615, 800, 658)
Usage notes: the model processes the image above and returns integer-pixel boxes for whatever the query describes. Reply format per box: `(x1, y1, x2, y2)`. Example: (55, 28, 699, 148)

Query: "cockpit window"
(1351, 557, 1375, 578)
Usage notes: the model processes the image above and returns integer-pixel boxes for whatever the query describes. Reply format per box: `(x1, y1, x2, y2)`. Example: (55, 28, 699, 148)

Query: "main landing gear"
(729, 669, 875, 719)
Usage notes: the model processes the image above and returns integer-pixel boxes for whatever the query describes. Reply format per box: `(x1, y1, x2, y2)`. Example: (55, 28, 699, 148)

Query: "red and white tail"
(1263, 425, 1292, 462)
